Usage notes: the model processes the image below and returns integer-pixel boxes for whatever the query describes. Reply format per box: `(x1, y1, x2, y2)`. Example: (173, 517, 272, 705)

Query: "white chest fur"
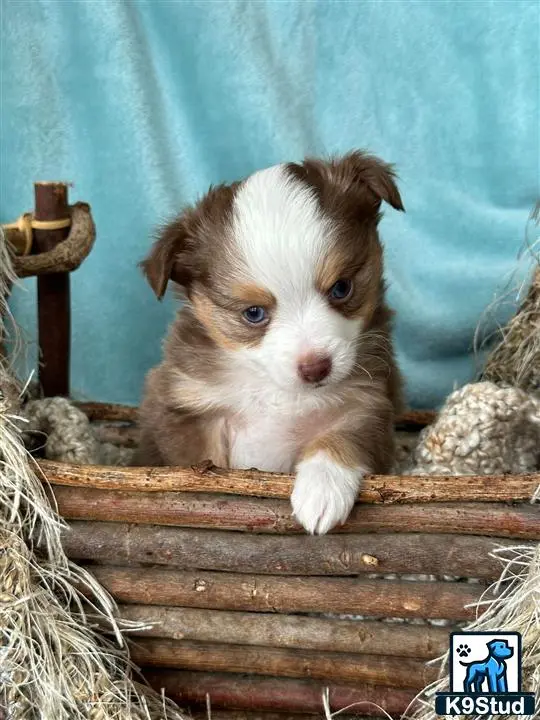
(228, 407, 298, 473)
(172, 370, 344, 474)
(225, 385, 343, 473)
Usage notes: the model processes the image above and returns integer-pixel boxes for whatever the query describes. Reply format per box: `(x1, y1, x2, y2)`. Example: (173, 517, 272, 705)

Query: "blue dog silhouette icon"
(460, 638, 514, 693)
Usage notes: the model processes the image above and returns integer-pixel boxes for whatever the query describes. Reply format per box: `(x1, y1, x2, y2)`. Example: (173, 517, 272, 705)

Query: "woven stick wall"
(36, 404, 539, 717)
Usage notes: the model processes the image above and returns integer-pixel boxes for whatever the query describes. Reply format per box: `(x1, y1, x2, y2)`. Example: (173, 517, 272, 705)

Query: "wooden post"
(32, 182, 71, 396)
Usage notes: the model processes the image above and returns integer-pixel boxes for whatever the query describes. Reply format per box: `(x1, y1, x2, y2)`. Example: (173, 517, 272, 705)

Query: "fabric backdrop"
(1, 0, 538, 409)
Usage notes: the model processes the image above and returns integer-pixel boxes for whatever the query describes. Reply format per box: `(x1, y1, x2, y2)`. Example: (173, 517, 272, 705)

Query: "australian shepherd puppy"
(135, 151, 404, 534)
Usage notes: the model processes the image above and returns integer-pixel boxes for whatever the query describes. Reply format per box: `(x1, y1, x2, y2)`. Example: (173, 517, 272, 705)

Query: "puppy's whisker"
(358, 354, 392, 373)
(352, 362, 374, 381)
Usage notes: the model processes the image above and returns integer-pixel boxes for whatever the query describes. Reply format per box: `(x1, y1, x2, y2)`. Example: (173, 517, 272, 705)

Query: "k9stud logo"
(435, 632, 535, 716)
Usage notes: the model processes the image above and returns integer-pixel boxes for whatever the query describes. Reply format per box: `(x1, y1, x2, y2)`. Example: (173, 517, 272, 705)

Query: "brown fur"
(231, 283, 276, 309)
(299, 387, 396, 473)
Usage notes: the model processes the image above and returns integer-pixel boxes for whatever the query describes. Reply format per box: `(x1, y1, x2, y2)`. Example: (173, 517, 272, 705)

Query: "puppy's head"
(142, 151, 403, 391)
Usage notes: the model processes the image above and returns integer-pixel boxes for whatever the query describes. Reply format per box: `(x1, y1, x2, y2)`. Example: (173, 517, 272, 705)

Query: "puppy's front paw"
(291, 452, 363, 535)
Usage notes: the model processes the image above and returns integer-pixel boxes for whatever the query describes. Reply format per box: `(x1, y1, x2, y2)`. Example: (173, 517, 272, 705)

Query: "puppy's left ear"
(140, 216, 192, 300)
(300, 150, 405, 216)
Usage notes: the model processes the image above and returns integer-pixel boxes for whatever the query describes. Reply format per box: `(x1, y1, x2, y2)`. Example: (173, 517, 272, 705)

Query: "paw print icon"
(456, 643, 471, 658)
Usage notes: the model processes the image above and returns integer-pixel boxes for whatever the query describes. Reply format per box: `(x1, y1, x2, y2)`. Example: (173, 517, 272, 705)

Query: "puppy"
(135, 151, 404, 534)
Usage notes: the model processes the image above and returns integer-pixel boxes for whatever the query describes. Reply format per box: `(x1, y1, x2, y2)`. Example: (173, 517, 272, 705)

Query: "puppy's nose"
(298, 354, 332, 384)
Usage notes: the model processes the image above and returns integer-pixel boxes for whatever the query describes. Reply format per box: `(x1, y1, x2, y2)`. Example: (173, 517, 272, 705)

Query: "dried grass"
(0, 232, 186, 720)
(478, 202, 540, 393)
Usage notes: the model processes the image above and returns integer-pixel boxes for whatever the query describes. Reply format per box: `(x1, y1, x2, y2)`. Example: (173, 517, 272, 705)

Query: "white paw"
(291, 451, 364, 535)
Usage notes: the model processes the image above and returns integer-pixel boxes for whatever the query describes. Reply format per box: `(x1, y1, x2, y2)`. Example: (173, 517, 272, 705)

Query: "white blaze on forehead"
(228, 165, 363, 394)
(232, 164, 333, 296)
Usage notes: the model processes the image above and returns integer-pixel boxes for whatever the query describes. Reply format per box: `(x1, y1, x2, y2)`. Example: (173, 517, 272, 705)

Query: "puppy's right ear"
(140, 217, 191, 300)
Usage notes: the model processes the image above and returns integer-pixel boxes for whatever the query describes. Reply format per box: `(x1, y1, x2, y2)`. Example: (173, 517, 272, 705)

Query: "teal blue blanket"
(2, 0, 537, 408)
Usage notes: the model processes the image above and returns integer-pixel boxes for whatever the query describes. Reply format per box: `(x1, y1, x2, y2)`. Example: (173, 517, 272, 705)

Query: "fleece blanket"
(1, 0, 538, 409)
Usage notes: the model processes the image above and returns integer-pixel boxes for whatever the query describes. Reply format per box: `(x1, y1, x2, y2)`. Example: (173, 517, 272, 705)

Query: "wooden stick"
(190, 713, 381, 720)
(39, 459, 540, 503)
(395, 409, 436, 428)
(51, 486, 540, 538)
(32, 182, 71, 396)
(62, 521, 528, 580)
(141, 670, 418, 715)
(130, 638, 437, 689)
(119, 604, 451, 658)
(92, 424, 139, 448)
(76, 401, 138, 423)
(91, 567, 482, 619)
(190, 713, 378, 720)
(75, 402, 436, 428)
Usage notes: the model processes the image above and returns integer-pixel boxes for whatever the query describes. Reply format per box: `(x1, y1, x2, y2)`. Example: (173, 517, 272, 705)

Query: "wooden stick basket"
(2, 186, 539, 719)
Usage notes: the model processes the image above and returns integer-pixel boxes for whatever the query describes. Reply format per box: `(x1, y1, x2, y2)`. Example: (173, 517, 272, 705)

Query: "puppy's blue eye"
(243, 306, 267, 324)
(329, 279, 352, 300)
